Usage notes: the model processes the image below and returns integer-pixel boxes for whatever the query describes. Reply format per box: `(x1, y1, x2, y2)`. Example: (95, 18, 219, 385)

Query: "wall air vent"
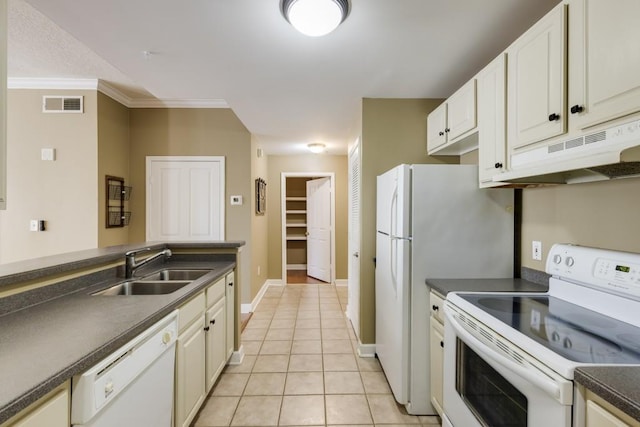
(42, 96, 84, 113)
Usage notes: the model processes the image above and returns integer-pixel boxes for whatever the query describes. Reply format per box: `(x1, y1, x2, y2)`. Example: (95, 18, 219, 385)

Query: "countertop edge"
(0, 241, 245, 289)
(574, 367, 640, 422)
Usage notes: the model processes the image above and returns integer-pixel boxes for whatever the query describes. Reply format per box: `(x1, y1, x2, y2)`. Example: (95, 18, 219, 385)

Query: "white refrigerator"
(375, 164, 514, 415)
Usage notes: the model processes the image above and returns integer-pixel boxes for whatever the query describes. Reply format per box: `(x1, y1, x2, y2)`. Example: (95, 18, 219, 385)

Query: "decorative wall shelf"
(106, 175, 131, 228)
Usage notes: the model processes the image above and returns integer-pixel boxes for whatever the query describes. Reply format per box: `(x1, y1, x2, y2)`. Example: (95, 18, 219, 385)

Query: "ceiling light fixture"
(307, 143, 326, 153)
(281, 0, 350, 37)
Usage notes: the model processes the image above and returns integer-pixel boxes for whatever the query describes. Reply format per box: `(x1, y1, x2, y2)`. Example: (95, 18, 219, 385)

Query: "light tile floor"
(194, 284, 442, 427)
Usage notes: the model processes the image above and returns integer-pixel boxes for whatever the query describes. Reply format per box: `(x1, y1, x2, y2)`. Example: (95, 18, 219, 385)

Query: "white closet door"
(347, 141, 361, 338)
(306, 177, 331, 283)
(147, 157, 224, 241)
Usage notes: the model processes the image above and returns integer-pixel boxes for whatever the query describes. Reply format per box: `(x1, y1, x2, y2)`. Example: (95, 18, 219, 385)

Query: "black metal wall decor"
(106, 175, 132, 227)
(255, 178, 266, 215)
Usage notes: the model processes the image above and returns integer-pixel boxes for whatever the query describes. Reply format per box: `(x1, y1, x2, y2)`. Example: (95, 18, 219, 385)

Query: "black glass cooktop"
(459, 294, 640, 364)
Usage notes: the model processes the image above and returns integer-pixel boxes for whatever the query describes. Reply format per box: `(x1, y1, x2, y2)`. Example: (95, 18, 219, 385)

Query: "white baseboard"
(286, 264, 307, 270)
(228, 346, 245, 365)
(241, 279, 284, 314)
(334, 279, 348, 287)
(356, 343, 376, 358)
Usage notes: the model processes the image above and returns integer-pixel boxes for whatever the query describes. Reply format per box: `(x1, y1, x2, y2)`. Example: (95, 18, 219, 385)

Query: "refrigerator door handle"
(389, 187, 398, 298)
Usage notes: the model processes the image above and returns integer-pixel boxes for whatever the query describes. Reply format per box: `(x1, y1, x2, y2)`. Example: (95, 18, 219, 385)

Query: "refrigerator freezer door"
(376, 164, 411, 238)
(375, 230, 411, 403)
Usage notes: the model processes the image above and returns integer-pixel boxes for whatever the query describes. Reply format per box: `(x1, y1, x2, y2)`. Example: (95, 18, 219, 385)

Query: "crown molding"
(8, 77, 229, 109)
(129, 98, 228, 108)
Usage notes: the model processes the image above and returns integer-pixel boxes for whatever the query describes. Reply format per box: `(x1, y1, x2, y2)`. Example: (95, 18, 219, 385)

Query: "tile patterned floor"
(193, 284, 442, 427)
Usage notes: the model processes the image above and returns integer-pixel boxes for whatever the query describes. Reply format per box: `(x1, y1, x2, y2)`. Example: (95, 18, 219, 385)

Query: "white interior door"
(306, 177, 331, 283)
(147, 157, 225, 241)
(347, 142, 361, 338)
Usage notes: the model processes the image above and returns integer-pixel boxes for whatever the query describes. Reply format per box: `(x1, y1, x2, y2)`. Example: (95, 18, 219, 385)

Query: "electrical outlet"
(532, 240, 542, 261)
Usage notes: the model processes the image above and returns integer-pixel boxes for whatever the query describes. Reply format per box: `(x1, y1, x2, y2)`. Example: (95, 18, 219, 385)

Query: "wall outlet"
(30, 220, 38, 231)
(532, 240, 542, 261)
(230, 195, 243, 205)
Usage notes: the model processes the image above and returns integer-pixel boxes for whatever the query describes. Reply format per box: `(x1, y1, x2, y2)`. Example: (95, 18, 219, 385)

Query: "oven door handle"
(447, 309, 570, 404)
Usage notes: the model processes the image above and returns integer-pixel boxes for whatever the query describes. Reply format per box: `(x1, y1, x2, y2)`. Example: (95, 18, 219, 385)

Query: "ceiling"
(7, 0, 560, 155)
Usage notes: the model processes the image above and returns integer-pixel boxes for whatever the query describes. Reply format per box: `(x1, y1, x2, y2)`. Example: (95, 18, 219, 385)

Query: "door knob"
(548, 113, 560, 122)
(494, 162, 503, 169)
(570, 105, 584, 114)
(353, 252, 359, 258)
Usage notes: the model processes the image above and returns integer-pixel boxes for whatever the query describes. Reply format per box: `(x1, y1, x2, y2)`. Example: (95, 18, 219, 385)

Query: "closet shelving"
(285, 196, 307, 240)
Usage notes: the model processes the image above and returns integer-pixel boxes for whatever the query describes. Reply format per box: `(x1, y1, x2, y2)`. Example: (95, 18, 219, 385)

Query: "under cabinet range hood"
(495, 117, 640, 184)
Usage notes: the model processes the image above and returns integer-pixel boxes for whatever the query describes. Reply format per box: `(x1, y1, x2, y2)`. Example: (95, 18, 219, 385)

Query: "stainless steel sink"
(93, 280, 191, 296)
(140, 269, 211, 281)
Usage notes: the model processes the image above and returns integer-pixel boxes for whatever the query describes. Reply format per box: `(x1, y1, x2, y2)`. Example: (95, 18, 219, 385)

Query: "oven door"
(443, 303, 573, 427)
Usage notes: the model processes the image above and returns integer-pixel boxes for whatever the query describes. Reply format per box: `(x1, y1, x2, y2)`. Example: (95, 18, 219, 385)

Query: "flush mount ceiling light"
(281, 0, 350, 37)
(307, 143, 326, 153)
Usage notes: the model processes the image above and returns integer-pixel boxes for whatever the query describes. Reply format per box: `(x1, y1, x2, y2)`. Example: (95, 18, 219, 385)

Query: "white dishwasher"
(71, 310, 178, 427)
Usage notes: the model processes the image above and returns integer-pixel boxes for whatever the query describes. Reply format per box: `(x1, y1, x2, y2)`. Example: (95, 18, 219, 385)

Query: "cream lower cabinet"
(225, 271, 235, 359)
(175, 292, 206, 427)
(1, 383, 69, 427)
(205, 298, 226, 392)
(584, 390, 640, 427)
(478, 53, 507, 187)
(507, 2, 566, 150)
(568, 0, 640, 133)
(429, 291, 445, 417)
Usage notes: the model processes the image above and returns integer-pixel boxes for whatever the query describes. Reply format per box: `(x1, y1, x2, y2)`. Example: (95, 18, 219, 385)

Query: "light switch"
(230, 195, 243, 205)
(41, 148, 56, 161)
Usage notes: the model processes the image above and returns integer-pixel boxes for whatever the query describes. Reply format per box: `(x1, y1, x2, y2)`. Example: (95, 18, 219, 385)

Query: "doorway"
(281, 172, 335, 285)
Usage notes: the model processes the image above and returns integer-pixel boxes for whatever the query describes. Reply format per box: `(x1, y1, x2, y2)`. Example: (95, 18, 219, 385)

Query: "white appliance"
(71, 311, 178, 427)
(375, 164, 514, 415)
(443, 244, 640, 427)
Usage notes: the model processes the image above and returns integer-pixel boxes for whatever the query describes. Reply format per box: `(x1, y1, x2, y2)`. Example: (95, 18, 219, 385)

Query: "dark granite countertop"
(575, 367, 640, 422)
(425, 277, 548, 297)
(0, 244, 242, 424)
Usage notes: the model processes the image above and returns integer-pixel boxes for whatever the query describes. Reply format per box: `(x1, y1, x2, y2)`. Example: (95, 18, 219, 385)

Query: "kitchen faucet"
(125, 247, 172, 278)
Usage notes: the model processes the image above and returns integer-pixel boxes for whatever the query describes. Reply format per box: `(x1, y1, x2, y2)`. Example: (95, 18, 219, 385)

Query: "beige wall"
(267, 155, 348, 281)
(97, 92, 130, 247)
(250, 136, 269, 303)
(128, 108, 253, 302)
(0, 89, 98, 264)
(521, 177, 640, 270)
(359, 98, 458, 344)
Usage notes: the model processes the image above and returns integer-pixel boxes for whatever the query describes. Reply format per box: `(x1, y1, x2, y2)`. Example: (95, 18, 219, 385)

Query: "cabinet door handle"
(440, 341, 444, 348)
(438, 131, 444, 136)
(228, 282, 233, 287)
(204, 326, 210, 332)
(432, 305, 439, 311)
(570, 105, 584, 114)
(444, 128, 450, 133)
(548, 113, 560, 122)
(494, 162, 503, 169)
(210, 319, 216, 325)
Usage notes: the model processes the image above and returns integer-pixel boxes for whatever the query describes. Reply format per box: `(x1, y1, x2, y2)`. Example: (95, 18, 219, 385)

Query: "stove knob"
(563, 338, 572, 349)
(565, 257, 575, 267)
(551, 332, 560, 342)
(553, 254, 562, 265)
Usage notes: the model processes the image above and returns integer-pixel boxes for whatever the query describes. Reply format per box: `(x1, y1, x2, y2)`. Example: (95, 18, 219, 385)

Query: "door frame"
(281, 172, 336, 284)
(146, 156, 226, 241)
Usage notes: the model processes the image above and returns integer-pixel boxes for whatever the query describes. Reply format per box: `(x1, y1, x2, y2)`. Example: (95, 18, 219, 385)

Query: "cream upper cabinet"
(568, 0, 640, 132)
(427, 80, 478, 156)
(478, 54, 507, 186)
(427, 102, 447, 152)
(507, 3, 567, 150)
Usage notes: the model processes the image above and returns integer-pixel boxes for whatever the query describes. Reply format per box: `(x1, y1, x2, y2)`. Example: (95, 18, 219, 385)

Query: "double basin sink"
(93, 269, 212, 296)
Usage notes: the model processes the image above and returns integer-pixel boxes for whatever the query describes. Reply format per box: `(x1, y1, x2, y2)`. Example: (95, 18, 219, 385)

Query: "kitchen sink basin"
(140, 269, 212, 281)
(92, 280, 192, 296)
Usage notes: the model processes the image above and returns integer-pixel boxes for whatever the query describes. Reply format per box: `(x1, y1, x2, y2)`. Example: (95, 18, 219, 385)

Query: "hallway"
(193, 284, 442, 426)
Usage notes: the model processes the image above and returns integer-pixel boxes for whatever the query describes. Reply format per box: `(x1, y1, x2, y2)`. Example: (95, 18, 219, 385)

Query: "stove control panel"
(546, 244, 640, 299)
